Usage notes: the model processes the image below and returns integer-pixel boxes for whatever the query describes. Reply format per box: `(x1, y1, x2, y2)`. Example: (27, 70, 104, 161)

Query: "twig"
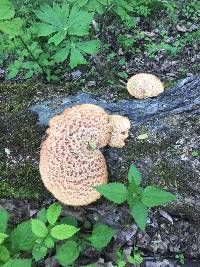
(17, 35, 46, 79)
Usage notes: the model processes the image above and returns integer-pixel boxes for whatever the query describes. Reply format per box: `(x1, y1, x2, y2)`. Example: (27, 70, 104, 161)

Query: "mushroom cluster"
(39, 104, 130, 206)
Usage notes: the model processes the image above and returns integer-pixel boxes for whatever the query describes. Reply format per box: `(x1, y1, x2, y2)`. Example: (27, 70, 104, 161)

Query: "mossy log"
(0, 77, 199, 221)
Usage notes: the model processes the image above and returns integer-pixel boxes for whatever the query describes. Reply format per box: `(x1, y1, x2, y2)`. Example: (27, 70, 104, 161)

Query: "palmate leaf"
(53, 39, 100, 68)
(35, 1, 93, 45)
(0, 18, 23, 37)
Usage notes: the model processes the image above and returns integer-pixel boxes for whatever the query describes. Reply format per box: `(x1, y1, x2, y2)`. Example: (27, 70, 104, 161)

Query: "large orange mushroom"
(39, 104, 130, 206)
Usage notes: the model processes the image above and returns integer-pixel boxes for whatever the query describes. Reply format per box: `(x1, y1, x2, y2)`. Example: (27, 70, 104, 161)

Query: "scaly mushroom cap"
(108, 115, 131, 148)
(127, 73, 164, 99)
(40, 104, 112, 206)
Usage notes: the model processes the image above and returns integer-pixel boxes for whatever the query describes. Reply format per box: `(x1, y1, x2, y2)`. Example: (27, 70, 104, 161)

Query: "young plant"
(0, 202, 115, 266)
(94, 164, 176, 231)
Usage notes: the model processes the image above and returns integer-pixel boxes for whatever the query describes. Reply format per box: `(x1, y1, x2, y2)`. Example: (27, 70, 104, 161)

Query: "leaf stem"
(17, 35, 46, 79)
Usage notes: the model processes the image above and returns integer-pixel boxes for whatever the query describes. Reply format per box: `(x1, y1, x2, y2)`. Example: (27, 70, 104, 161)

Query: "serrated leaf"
(0, 245, 10, 262)
(130, 199, 148, 231)
(128, 164, 142, 186)
(0, 233, 8, 245)
(47, 203, 62, 225)
(10, 221, 37, 252)
(88, 223, 114, 250)
(94, 183, 127, 204)
(76, 39, 100, 54)
(31, 219, 48, 238)
(56, 240, 80, 266)
(0, 208, 9, 233)
(0, 0, 15, 20)
(69, 45, 87, 68)
(51, 224, 79, 240)
(2, 259, 32, 267)
(32, 244, 48, 261)
(142, 186, 176, 207)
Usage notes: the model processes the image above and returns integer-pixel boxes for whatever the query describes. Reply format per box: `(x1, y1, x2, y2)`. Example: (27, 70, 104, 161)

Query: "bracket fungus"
(39, 104, 130, 206)
(127, 73, 164, 99)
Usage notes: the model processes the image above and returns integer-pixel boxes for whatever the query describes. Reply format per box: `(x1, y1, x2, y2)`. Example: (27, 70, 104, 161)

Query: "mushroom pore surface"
(39, 104, 130, 206)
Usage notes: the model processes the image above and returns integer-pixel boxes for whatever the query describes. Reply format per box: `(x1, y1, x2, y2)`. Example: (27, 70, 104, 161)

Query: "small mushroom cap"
(39, 104, 112, 206)
(108, 115, 131, 148)
(127, 73, 164, 99)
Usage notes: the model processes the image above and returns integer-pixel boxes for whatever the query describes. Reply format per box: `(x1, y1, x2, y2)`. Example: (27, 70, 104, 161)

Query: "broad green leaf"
(142, 186, 176, 207)
(51, 224, 79, 240)
(131, 200, 148, 231)
(10, 221, 37, 252)
(2, 259, 32, 267)
(76, 39, 100, 54)
(0, 18, 23, 37)
(56, 240, 80, 266)
(0, 245, 10, 262)
(37, 208, 47, 223)
(69, 46, 87, 68)
(31, 219, 48, 238)
(0, 0, 15, 20)
(32, 244, 48, 261)
(0, 209, 9, 233)
(94, 183, 127, 204)
(88, 223, 114, 250)
(85, 0, 105, 14)
(128, 164, 142, 186)
(47, 203, 62, 225)
(53, 43, 70, 62)
(0, 233, 8, 245)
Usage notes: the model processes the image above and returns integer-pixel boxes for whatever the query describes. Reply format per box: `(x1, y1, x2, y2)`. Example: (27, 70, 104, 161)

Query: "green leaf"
(0, 233, 8, 245)
(56, 240, 80, 267)
(0, 245, 10, 262)
(88, 223, 114, 250)
(53, 43, 70, 62)
(142, 186, 176, 207)
(137, 133, 148, 140)
(0, 208, 9, 233)
(34, 23, 58, 36)
(94, 183, 127, 204)
(128, 164, 142, 186)
(47, 203, 62, 225)
(44, 236, 55, 248)
(60, 216, 78, 227)
(130, 199, 148, 231)
(0, 0, 15, 20)
(24, 70, 34, 79)
(32, 244, 48, 261)
(68, 6, 93, 36)
(69, 45, 87, 68)
(76, 39, 100, 54)
(37, 208, 47, 223)
(10, 221, 37, 252)
(31, 219, 48, 238)
(49, 30, 67, 46)
(51, 224, 79, 240)
(0, 18, 23, 37)
(2, 259, 32, 267)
